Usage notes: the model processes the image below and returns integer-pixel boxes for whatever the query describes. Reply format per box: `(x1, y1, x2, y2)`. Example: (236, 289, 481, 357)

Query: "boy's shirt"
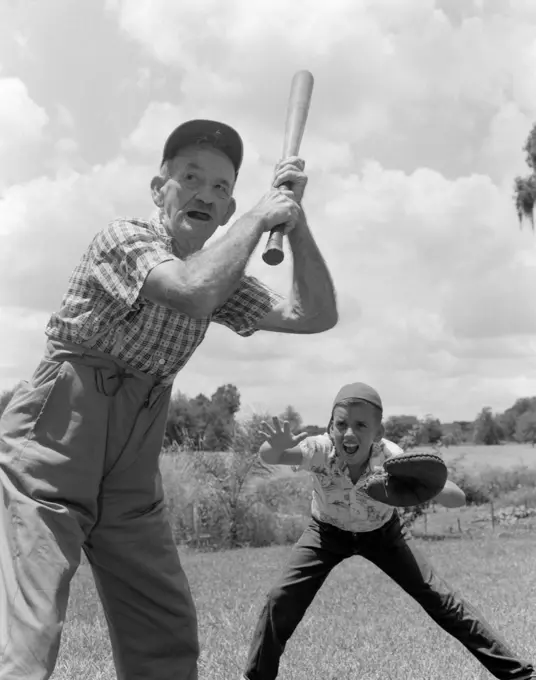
(295, 434, 404, 533)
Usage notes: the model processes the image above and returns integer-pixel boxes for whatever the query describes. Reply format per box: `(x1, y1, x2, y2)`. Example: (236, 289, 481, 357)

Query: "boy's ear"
(150, 176, 165, 208)
(375, 422, 385, 442)
(221, 197, 236, 226)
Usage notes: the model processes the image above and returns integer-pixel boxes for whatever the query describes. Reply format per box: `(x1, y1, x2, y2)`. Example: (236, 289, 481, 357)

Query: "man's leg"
(363, 513, 535, 680)
(0, 356, 108, 680)
(83, 384, 199, 680)
(243, 519, 349, 680)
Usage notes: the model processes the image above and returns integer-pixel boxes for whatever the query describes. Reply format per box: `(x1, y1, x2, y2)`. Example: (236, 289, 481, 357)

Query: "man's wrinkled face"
(329, 400, 383, 468)
(151, 144, 236, 255)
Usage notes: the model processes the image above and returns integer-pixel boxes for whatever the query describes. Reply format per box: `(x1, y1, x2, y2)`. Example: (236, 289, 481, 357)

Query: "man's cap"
(162, 119, 244, 175)
(332, 382, 383, 413)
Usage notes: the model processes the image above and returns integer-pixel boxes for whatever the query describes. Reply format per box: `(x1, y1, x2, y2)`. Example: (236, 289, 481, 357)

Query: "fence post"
(192, 500, 199, 547)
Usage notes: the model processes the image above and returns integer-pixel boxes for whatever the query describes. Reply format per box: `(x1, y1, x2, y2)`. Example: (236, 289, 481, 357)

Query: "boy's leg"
(83, 384, 199, 680)
(364, 513, 535, 680)
(0, 356, 109, 680)
(243, 519, 349, 680)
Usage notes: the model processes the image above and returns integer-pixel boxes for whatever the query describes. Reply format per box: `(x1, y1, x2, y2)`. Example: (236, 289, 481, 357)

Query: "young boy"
(241, 382, 535, 680)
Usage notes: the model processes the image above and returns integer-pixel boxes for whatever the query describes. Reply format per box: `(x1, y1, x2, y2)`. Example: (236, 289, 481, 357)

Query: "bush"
(495, 486, 536, 509)
(253, 474, 312, 516)
(159, 445, 311, 550)
(445, 456, 536, 505)
(159, 443, 536, 551)
(233, 501, 306, 547)
(399, 503, 431, 529)
(159, 447, 200, 545)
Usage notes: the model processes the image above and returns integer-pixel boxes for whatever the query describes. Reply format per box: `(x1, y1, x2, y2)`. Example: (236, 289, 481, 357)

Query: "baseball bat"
(262, 70, 314, 266)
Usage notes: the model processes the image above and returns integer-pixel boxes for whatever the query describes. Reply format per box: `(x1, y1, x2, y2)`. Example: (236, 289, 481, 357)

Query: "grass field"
(52, 532, 536, 680)
(436, 443, 536, 469)
(48, 443, 536, 679)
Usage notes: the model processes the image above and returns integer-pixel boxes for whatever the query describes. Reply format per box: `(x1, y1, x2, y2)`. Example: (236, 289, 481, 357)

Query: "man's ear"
(150, 176, 166, 208)
(221, 197, 237, 225)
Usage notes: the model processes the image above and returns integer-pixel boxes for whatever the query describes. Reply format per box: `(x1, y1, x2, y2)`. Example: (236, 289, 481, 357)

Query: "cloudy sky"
(1, 0, 536, 426)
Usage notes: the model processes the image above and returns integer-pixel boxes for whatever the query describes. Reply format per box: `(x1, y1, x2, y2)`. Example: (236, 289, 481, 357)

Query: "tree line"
(1, 381, 535, 450)
(383, 399, 536, 448)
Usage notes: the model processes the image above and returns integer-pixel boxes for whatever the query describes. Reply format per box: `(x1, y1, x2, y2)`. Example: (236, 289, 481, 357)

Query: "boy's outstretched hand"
(260, 417, 309, 453)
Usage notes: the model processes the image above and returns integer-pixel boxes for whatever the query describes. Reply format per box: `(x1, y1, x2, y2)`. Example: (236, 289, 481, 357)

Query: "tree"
(473, 407, 503, 445)
(303, 424, 326, 436)
(384, 415, 419, 444)
(513, 122, 536, 229)
(398, 423, 424, 452)
(278, 405, 303, 434)
(195, 412, 274, 547)
(165, 384, 243, 451)
(210, 384, 240, 418)
(499, 397, 536, 441)
(454, 421, 474, 443)
(164, 391, 194, 448)
(204, 384, 241, 451)
(515, 410, 536, 446)
(420, 414, 443, 445)
(441, 422, 463, 447)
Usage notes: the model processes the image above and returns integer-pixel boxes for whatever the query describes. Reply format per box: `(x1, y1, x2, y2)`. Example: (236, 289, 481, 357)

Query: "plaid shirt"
(295, 434, 404, 533)
(45, 214, 282, 380)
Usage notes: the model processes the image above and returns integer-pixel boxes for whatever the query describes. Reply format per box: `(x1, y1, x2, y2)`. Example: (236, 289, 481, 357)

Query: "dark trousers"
(244, 513, 534, 680)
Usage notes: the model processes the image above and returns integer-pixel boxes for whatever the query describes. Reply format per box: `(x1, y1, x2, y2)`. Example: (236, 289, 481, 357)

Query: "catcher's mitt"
(362, 452, 448, 507)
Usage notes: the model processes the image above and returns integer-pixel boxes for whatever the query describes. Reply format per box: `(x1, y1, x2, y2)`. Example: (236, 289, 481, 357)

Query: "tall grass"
(159, 444, 536, 551)
(160, 447, 308, 549)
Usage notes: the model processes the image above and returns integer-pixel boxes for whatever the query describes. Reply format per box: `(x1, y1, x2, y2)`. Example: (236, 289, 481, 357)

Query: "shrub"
(445, 456, 536, 505)
(159, 441, 536, 551)
(253, 474, 312, 516)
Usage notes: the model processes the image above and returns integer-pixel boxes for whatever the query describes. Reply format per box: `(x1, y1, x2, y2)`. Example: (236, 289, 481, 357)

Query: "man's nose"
(195, 182, 215, 204)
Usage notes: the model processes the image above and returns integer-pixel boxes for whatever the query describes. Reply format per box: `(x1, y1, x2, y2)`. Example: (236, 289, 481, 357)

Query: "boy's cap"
(332, 382, 383, 412)
(161, 119, 243, 175)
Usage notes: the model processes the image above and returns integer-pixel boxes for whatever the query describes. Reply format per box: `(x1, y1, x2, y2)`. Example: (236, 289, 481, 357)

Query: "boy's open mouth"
(186, 210, 211, 221)
(343, 443, 359, 455)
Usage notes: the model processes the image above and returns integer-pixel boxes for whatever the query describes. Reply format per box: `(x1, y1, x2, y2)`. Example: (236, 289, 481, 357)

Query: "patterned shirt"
(295, 434, 404, 533)
(45, 214, 282, 380)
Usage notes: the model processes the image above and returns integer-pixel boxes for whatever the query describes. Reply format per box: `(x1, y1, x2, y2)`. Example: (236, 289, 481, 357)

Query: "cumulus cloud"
(2, 1, 536, 425)
(0, 159, 154, 312)
(0, 307, 50, 387)
(0, 78, 48, 187)
(108, 0, 536, 179)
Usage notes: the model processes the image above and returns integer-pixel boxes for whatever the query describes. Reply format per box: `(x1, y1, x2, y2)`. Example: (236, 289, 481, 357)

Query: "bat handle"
(262, 226, 285, 266)
(262, 180, 294, 266)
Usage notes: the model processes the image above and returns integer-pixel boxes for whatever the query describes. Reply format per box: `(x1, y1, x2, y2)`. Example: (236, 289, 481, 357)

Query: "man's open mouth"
(343, 443, 359, 455)
(186, 210, 211, 221)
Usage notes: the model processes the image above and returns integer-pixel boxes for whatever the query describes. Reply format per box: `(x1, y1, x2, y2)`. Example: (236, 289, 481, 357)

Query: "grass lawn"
(52, 534, 536, 680)
(440, 443, 536, 469)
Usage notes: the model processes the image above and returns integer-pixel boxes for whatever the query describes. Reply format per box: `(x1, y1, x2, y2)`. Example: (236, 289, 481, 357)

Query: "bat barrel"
(262, 70, 314, 266)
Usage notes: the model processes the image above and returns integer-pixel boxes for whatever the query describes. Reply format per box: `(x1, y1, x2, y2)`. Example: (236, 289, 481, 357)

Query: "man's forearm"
(183, 211, 264, 312)
(286, 211, 338, 330)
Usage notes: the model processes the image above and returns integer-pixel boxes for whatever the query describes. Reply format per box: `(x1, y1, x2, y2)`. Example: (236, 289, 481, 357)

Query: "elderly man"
(0, 119, 338, 680)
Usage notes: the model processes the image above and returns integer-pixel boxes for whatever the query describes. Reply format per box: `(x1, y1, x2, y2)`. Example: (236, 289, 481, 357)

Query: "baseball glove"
(362, 452, 448, 507)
